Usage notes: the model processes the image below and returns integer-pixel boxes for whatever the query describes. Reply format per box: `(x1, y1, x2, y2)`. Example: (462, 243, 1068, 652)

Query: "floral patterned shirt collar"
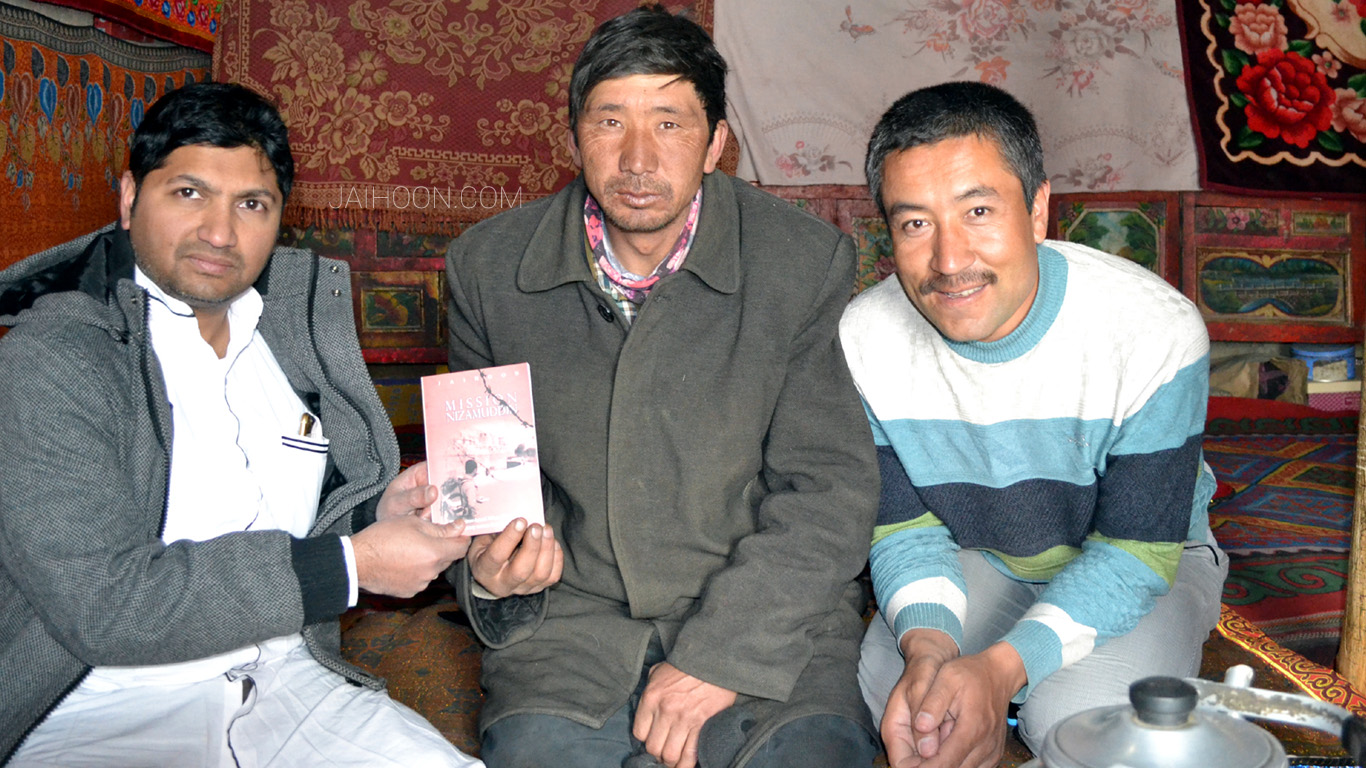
(584, 188, 703, 305)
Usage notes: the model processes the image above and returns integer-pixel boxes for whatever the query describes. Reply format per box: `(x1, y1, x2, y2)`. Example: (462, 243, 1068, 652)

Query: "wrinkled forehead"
(581, 73, 705, 113)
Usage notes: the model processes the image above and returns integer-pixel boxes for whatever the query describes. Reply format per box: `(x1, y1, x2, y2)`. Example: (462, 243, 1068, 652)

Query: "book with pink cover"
(420, 363, 544, 536)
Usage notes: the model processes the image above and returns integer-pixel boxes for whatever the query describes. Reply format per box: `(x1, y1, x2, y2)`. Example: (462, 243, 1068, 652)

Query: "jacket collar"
(516, 172, 741, 295)
(0, 223, 134, 321)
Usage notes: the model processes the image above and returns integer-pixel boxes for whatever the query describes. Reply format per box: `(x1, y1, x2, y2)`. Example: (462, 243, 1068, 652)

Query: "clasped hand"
(883, 630, 1025, 768)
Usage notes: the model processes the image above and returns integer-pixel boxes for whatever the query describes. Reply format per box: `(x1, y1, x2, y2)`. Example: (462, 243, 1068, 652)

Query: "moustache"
(920, 270, 997, 296)
(605, 177, 672, 197)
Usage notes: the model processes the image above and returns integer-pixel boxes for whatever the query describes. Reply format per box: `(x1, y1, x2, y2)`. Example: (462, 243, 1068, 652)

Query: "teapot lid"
(1037, 678, 1287, 768)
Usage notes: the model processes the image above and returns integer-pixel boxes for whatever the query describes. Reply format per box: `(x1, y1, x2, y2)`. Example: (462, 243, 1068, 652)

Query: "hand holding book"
(375, 461, 439, 522)
(467, 518, 563, 598)
(351, 514, 471, 598)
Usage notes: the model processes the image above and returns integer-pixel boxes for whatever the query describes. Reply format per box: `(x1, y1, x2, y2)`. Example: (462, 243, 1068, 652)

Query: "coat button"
(597, 304, 614, 322)
(332, 289, 341, 297)
(330, 265, 339, 273)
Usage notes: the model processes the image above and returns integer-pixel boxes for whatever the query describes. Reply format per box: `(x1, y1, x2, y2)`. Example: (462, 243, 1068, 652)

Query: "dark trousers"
(482, 637, 876, 768)
(482, 709, 875, 768)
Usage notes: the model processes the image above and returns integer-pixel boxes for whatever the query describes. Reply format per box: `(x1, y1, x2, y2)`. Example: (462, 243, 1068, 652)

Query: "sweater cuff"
(1001, 620, 1065, 703)
(291, 534, 349, 625)
(889, 603, 964, 653)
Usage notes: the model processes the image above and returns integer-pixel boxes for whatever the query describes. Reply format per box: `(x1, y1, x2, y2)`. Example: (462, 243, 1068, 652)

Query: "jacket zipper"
(297, 256, 385, 687)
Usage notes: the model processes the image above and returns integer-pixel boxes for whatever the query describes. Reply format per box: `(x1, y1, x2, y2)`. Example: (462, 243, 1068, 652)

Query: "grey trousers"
(858, 543, 1227, 753)
(483, 633, 877, 768)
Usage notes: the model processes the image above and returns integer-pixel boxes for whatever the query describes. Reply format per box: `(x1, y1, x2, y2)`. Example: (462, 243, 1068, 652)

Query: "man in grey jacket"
(445, 6, 880, 768)
(0, 83, 479, 766)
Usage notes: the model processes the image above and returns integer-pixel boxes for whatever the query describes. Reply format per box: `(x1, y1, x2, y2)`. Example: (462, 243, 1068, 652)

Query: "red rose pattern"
(1236, 49, 1336, 148)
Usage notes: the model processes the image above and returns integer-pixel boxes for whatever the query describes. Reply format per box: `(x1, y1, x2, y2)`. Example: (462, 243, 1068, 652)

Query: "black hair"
(569, 4, 727, 139)
(129, 82, 294, 201)
(865, 81, 1045, 218)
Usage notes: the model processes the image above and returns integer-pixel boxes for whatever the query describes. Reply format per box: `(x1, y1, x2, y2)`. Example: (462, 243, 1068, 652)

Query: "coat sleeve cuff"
(450, 560, 547, 648)
(291, 534, 349, 625)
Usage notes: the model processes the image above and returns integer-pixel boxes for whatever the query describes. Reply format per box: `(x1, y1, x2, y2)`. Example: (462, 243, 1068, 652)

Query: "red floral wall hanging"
(1178, 0, 1365, 196)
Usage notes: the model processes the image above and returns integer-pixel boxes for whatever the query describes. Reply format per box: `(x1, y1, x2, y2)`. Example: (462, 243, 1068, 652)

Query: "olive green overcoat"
(444, 172, 879, 765)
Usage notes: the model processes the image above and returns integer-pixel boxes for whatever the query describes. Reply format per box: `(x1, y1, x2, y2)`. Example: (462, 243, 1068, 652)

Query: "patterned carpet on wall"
(1204, 398, 1358, 668)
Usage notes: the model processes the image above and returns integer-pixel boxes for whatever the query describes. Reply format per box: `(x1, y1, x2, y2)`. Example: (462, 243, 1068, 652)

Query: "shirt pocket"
(269, 434, 331, 537)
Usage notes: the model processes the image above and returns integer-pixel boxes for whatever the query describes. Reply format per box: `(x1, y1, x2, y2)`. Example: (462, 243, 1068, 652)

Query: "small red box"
(1307, 390, 1360, 412)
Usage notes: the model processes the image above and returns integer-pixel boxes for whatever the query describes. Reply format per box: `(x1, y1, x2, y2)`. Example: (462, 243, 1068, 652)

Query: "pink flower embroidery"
(1312, 51, 1341, 79)
(960, 0, 1021, 40)
(1332, 88, 1366, 142)
(1227, 209, 1251, 230)
(976, 56, 1010, 85)
(1229, 3, 1288, 56)
(775, 153, 806, 178)
(1072, 69, 1095, 93)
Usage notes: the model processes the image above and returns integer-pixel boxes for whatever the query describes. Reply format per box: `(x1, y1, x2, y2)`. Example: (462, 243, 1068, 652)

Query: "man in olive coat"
(443, 7, 879, 768)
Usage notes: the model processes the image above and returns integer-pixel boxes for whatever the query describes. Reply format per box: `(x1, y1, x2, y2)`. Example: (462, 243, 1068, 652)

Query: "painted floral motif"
(891, 0, 1172, 95)
(1044, 1, 1166, 95)
(1210, 0, 1366, 156)
(773, 140, 853, 178)
(894, 0, 1034, 80)
(1314, 50, 1343, 77)
(1052, 153, 1127, 190)
(1194, 205, 1281, 236)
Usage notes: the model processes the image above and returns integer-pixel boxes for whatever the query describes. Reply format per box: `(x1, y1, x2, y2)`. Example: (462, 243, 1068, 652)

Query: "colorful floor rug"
(1205, 425, 1355, 667)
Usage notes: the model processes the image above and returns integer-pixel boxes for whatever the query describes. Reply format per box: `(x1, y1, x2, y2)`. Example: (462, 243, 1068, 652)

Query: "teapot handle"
(1344, 714, 1366, 765)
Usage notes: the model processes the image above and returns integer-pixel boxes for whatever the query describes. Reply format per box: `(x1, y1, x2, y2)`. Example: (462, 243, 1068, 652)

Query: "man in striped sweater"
(841, 82, 1226, 768)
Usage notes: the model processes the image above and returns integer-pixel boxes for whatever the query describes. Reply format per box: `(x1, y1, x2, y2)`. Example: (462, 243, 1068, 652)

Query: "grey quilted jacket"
(0, 225, 399, 762)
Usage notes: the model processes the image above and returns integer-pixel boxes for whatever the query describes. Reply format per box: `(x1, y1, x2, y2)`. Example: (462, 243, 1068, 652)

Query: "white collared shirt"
(82, 269, 356, 689)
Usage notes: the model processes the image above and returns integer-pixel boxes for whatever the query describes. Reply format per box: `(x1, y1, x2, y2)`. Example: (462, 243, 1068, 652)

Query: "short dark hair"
(865, 82, 1045, 219)
(569, 4, 727, 139)
(129, 82, 294, 201)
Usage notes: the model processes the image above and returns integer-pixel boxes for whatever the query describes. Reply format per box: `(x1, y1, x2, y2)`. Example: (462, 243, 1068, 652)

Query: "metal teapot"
(1019, 665, 1366, 768)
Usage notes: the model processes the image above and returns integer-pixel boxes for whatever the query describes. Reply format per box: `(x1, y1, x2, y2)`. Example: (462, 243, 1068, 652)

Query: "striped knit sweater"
(839, 240, 1216, 701)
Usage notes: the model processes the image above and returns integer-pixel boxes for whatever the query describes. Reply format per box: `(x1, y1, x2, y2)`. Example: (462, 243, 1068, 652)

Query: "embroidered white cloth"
(716, 0, 1199, 193)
